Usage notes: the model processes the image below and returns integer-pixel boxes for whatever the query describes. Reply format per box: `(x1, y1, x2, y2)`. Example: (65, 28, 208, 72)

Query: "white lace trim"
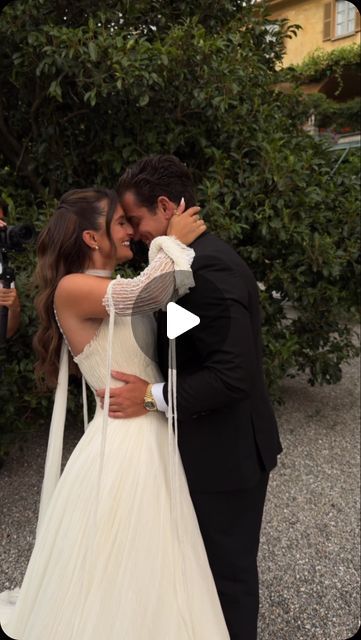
(148, 235, 195, 299)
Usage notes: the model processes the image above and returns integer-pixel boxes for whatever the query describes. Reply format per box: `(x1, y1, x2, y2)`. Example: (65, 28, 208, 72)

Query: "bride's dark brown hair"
(33, 187, 118, 389)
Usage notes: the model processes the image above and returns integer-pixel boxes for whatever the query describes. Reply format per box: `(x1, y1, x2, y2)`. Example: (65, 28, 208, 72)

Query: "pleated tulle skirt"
(1, 411, 229, 640)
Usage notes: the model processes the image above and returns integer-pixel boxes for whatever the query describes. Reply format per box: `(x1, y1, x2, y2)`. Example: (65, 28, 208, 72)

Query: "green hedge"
(0, 1, 359, 458)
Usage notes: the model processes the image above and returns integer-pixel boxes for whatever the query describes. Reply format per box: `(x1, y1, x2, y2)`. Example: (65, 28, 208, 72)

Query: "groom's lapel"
(156, 308, 167, 335)
(155, 308, 168, 377)
(156, 308, 168, 352)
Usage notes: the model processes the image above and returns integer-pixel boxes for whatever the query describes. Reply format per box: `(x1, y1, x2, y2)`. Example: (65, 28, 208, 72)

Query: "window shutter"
(356, 6, 361, 32)
(323, 2, 332, 40)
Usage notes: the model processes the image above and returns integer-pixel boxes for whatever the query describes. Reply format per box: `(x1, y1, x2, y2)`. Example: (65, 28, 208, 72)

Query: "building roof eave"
(266, 0, 305, 11)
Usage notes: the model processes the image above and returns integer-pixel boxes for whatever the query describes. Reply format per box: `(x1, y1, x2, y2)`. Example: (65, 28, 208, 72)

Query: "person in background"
(0, 199, 21, 338)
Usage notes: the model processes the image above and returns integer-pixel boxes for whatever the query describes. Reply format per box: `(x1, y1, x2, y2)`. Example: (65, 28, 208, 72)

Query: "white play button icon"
(167, 302, 200, 339)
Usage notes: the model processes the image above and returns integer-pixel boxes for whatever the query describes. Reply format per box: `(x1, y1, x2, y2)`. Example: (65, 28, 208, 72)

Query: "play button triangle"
(166, 302, 200, 339)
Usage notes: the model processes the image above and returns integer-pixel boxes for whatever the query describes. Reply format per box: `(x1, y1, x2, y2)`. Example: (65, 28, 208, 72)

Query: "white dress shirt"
(151, 382, 169, 416)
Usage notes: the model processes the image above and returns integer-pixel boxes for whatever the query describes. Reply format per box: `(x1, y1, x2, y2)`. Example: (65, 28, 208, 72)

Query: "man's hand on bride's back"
(167, 202, 206, 246)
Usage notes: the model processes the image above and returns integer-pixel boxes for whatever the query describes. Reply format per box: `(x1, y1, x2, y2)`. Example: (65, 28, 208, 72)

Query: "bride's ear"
(82, 230, 99, 250)
(156, 196, 175, 221)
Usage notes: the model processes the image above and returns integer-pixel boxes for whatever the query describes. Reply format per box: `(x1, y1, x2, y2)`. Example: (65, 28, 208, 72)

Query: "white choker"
(84, 269, 113, 277)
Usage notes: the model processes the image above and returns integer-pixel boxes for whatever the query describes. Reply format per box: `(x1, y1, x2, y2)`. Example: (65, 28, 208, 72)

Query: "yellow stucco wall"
(268, 0, 360, 66)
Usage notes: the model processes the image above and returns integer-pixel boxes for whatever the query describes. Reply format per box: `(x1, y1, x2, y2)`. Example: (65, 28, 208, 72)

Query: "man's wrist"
(143, 383, 157, 412)
(152, 383, 169, 416)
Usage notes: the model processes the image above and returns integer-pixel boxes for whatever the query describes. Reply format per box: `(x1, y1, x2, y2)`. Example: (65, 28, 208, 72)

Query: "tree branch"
(30, 80, 47, 139)
(61, 109, 89, 124)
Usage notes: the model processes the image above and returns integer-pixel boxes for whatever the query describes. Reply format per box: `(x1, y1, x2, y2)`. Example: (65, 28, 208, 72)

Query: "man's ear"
(156, 196, 177, 220)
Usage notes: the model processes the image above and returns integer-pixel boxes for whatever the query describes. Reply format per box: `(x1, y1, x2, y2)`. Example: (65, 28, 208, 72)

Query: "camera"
(0, 223, 36, 253)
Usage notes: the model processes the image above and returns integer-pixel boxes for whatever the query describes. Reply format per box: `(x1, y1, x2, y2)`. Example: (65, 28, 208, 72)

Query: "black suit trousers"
(189, 471, 269, 640)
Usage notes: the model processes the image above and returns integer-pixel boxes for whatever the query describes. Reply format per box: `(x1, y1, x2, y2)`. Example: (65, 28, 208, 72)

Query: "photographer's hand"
(0, 288, 21, 337)
(0, 288, 20, 310)
(0, 220, 6, 228)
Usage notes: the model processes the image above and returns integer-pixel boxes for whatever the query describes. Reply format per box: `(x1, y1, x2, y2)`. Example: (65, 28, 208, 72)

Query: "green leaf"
(138, 94, 149, 107)
(88, 41, 98, 62)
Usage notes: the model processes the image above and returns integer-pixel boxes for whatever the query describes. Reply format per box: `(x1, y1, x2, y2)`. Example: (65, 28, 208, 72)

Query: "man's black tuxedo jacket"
(156, 231, 282, 492)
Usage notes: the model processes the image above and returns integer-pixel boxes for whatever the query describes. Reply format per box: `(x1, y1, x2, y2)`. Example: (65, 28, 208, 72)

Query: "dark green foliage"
(281, 44, 361, 134)
(0, 0, 359, 456)
(303, 93, 361, 132)
(281, 43, 361, 83)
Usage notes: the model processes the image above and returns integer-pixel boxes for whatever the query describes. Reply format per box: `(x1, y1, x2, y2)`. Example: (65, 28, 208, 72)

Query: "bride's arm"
(103, 236, 195, 316)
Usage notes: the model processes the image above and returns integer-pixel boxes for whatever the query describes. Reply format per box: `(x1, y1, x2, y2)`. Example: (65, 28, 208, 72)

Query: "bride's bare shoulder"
(55, 273, 95, 298)
(56, 272, 91, 288)
(54, 274, 111, 319)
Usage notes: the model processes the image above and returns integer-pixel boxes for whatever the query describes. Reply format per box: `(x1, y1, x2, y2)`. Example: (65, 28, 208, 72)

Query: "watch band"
(143, 383, 157, 411)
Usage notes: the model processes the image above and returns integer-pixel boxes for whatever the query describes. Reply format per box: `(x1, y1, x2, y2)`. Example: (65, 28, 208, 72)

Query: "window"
(323, 1, 360, 40)
(335, 0, 357, 37)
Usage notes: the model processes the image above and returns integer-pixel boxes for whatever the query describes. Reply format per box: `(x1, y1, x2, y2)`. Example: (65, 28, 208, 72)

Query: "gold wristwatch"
(143, 383, 157, 412)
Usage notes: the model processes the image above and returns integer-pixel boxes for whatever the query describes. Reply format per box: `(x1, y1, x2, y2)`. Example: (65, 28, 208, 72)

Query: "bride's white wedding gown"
(0, 236, 230, 640)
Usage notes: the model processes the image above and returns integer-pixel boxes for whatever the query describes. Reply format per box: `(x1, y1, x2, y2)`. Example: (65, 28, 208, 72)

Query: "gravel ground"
(0, 357, 359, 640)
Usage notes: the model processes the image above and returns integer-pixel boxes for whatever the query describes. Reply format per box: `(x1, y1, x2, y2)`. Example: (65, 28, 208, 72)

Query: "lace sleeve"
(102, 235, 195, 316)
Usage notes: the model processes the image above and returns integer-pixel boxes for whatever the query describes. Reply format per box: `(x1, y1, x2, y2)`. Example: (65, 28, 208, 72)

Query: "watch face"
(144, 400, 156, 411)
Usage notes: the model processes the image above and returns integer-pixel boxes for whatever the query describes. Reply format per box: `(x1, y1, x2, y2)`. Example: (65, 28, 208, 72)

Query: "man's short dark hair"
(117, 155, 196, 212)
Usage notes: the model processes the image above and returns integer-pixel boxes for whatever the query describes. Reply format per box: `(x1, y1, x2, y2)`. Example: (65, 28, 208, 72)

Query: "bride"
(0, 187, 230, 639)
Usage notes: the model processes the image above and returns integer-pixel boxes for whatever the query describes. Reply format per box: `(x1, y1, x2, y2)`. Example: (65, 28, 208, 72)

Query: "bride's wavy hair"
(33, 187, 118, 389)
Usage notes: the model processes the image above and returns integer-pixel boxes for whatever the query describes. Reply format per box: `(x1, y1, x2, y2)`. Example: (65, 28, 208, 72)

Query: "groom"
(97, 154, 282, 640)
